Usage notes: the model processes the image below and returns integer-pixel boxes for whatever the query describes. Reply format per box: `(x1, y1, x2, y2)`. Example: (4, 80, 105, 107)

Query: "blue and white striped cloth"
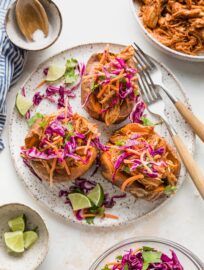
(0, 0, 27, 151)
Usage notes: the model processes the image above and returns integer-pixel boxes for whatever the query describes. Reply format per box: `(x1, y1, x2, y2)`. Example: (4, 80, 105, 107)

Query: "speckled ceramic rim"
(89, 236, 204, 269)
(129, 0, 204, 62)
(9, 42, 195, 228)
(5, 0, 63, 51)
(0, 203, 49, 270)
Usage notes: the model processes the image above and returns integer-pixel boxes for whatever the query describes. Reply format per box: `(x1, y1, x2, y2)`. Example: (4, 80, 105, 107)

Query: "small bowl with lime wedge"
(0, 203, 49, 270)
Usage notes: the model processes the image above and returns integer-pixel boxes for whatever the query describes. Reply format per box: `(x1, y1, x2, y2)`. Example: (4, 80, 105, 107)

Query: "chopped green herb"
(66, 122, 74, 133)
(142, 251, 162, 270)
(123, 166, 130, 174)
(116, 255, 123, 261)
(64, 69, 79, 84)
(98, 76, 106, 81)
(27, 113, 44, 127)
(91, 81, 99, 92)
(85, 217, 95, 224)
(115, 140, 126, 146)
(164, 185, 177, 195)
(64, 58, 79, 84)
(39, 120, 48, 128)
(134, 89, 140, 96)
(124, 264, 129, 270)
(141, 117, 155, 126)
(101, 265, 111, 270)
(142, 246, 155, 251)
(66, 58, 78, 69)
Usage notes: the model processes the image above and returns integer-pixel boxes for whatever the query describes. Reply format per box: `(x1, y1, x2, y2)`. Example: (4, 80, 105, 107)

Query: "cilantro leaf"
(124, 264, 129, 270)
(141, 117, 155, 126)
(39, 120, 48, 128)
(101, 265, 111, 270)
(85, 217, 95, 224)
(164, 185, 177, 195)
(116, 255, 122, 261)
(142, 251, 162, 270)
(91, 81, 99, 92)
(64, 58, 79, 84)
(115, 140, 126, 146)
(65, 122, 74, 133)
(123, 166, 130, 174)
(27, 113, 44, 127)
(66, 58, 78, 69)
(142, 246, 155, 251)
(64, 69, 79, 84)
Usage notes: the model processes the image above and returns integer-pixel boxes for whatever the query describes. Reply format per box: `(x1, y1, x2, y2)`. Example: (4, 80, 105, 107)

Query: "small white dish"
(130, 0, 204, 62)
(5, 0, 62, 51)
(0, 203, 49, 270)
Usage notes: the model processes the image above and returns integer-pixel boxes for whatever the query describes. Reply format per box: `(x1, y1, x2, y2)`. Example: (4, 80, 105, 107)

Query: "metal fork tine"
(138, 67, 155, 101)
(134, 43, 156, 70)
(138, 78, 150, 104)
(141, 69, 159, 100)
(138, 70, 155, 103)
(134, 49, 151, 71)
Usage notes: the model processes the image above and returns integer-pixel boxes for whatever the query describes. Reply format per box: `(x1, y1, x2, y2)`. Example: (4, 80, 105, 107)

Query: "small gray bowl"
(5, 0, 62, 51)
(0, 203, 49, 270)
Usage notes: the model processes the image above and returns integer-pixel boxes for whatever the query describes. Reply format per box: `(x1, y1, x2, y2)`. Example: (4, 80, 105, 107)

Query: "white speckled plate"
(0, 203, 48, 270)
(9, 43, 194, 227)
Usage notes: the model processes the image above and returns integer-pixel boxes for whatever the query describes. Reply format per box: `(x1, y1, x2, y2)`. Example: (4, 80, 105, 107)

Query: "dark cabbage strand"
(103, 193, 126, 208)
(130, 96, 146, 123)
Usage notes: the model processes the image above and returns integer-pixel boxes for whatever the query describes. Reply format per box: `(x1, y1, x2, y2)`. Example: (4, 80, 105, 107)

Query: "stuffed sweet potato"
(100, 123, 180, 200)
(81, 45, 139, 126)
(21, 108, 99, 183)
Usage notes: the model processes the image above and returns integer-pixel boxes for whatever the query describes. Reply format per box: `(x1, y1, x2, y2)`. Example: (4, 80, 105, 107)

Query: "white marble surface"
(1, 0, 204, 269)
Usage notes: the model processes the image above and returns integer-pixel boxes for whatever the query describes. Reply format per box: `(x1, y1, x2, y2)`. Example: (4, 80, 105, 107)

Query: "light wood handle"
(175, 101, 204, 142)
(172, 134, 204, 199)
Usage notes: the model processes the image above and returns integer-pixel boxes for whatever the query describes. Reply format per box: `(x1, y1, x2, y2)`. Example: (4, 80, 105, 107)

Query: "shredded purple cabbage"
(130, 96, 146, 123)
(33, 92, 44, 106)
(104, 247, 184, 270)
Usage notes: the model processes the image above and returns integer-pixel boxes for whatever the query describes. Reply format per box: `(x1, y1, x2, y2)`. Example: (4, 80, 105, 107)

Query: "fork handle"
(175, 101, 204, 142)
(172, 134, 204, 199)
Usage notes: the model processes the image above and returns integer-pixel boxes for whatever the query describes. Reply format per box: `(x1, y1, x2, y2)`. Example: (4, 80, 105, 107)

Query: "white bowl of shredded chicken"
(130, 0, 204, 62)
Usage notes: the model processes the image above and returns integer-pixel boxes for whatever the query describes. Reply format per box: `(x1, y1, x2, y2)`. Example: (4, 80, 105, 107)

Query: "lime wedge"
(45, 64, 66, 82)
(87, 184, 104, 207)
(8, 215, 25, 232)
(4, 231, 24, 253)
(23, 231, 38, 249)
(68, 193, 92, 211)
(16, 94, 33, 116)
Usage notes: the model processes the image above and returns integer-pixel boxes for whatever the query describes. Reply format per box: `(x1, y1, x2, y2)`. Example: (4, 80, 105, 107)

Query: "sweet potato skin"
(81, 53, 136, 124)
(28, 147, 97, 183)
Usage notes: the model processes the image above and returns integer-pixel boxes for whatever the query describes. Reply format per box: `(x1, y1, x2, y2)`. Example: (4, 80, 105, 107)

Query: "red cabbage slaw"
(111, 132, 167, 183)
(82, 46, 145, 124)
(21, 106, 100, 184)
(102, 246, 184, 270)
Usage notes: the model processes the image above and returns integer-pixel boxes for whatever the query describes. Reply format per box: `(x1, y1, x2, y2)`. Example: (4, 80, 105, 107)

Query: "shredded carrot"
(121, 175, 144, 192)
(103, 213, 119, 219)
(49, 158, 57, 186)
(84, 136, 91, 155)
(81, 214, 96, 218)
(155, 186, 165, 193)
(35, 79, 46, 89)
(107, 262, 121, 266)
(97, 85, 108, 98)
(62, 160, 71, 176)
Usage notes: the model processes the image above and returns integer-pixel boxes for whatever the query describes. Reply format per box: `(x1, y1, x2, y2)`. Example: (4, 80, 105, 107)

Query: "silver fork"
(133, 43, 204, 143)
(137, 65, 204, 199)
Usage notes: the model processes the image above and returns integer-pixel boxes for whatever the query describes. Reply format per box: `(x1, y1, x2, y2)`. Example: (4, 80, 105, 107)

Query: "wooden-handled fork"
(134, 43, 204, 142)
(133, 43, 204, 199)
